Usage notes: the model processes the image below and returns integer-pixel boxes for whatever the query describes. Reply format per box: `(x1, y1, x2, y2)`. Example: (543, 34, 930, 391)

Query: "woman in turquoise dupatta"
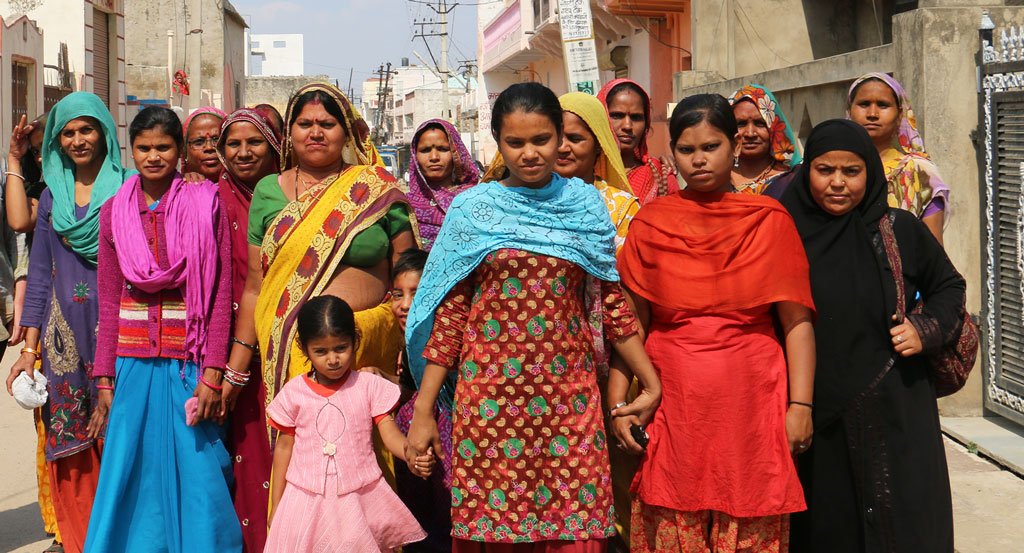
(5, 91, 133, 553)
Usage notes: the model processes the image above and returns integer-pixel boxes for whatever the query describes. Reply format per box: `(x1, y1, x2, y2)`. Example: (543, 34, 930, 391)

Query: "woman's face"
(30, 126, 44, 165)
(733, 99, 771, 162)
(849, 80, 900, 147)
(132, 128, 180, 183)
(290, 101, 346, 170)
(606, 89, 647, 157)
(185, 114, 223, 180)
(223, 121, 275, 186)
(497, 110, 560, 188)
(58, 117, 105, 168)
(415, 128, 455, 184)
(556, 112, 599, 182)
(808, 150, 868, 216)
(672, 121, 737, 194)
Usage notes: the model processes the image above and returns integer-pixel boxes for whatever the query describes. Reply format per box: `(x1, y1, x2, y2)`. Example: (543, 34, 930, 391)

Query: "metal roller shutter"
(92, 8, 110, 107)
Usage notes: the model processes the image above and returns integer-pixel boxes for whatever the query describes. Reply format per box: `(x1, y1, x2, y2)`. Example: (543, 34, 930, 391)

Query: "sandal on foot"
(43, 540, 63, 553)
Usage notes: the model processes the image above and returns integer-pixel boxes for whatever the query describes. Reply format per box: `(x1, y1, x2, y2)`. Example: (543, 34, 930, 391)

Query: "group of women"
(1, 70, 964, 553)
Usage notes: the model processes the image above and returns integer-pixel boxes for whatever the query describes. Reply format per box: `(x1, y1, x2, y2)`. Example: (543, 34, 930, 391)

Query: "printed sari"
(255, 165, 415, 407)
(847, 73, 950, 219)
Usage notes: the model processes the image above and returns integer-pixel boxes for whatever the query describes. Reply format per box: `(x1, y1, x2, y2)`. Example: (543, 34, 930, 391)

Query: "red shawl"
(618, 190, 814, 313)
(597, 79, 678, 204)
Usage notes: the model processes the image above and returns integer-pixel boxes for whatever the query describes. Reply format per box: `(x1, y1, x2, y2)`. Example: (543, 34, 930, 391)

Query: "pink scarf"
(111, 173, 220, 367)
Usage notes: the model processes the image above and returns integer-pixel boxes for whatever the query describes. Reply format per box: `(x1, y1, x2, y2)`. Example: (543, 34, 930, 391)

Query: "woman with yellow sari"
(553, 91, 640, 552)
(223, 83, 417, 456)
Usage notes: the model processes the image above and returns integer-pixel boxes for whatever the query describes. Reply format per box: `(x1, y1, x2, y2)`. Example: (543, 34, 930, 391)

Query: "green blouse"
(247, 174, 411, 268)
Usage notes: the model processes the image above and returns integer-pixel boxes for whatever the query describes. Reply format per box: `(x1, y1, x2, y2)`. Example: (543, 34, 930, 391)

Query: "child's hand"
(411, 448, 436, 478)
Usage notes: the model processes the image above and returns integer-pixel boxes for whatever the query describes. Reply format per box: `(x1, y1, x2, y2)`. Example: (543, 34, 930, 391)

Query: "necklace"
(293, 166, 340, 200)
(735, 162, 776, 193)
(311, 372, 346, 457)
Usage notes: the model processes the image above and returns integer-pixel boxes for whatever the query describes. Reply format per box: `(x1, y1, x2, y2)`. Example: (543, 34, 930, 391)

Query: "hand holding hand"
(192, 367, 223, 425)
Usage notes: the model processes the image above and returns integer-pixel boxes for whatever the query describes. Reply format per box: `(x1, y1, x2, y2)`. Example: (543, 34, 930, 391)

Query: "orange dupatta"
(618, 190, 814, 313)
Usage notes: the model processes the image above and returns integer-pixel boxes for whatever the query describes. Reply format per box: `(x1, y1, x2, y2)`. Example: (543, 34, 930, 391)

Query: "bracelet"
(20, 346, 40, 359)
(224, 363, 251, 379)
(788, 400, 814, 410)
(231, 337, 259, 352)
(96, 385, 114, 391)
(198, 374, 223, 392)
(223, 363, 251, 387)
(223, 373, 249, 387)
(3, 171, 24, 181)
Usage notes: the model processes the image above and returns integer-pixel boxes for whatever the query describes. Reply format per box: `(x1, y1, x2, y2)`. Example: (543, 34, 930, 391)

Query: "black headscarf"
(780, 119, 896, 426)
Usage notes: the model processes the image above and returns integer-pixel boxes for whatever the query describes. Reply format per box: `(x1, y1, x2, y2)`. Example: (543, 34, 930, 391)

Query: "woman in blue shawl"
(404, 82, 661, 551)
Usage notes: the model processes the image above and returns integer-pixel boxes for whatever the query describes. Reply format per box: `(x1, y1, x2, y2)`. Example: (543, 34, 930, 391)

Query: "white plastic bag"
(12, 371, 47, 409)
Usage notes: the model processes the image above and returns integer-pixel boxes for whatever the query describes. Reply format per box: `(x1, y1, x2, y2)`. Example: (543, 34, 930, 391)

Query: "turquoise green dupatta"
(42, 92, 134, 265)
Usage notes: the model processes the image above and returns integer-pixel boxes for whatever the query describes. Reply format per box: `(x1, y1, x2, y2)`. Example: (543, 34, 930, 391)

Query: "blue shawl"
(405, 174, 619, 409)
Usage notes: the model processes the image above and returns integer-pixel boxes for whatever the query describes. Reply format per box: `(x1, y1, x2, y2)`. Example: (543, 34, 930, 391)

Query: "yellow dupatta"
(255, 82, 418, 407)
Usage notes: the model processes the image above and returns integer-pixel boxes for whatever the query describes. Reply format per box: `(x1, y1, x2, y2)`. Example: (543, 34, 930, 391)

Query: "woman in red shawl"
(213, 106, 283, 553)
(613, 94, 816, 552)
(597, 79, 677, 204)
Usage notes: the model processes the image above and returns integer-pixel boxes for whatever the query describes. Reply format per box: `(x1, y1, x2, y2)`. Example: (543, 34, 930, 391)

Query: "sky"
(231, 0, 481, 97)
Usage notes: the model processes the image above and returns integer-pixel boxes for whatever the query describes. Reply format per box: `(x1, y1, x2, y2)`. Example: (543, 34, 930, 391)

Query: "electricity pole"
(372, 62, 397, 144)
(412, 0, 458, 120)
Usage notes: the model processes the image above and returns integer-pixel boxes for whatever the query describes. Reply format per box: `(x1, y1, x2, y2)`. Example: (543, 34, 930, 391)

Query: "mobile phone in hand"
(630, 423, 649, 449)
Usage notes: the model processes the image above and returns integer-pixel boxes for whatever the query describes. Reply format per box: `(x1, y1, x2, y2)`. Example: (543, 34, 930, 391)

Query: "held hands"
(609, 387, 662, 454)
(404, 406, 442, 480)
(191, 367, 223, 425)
(409, 448, 437, 478)
(890, 315, 923, 357)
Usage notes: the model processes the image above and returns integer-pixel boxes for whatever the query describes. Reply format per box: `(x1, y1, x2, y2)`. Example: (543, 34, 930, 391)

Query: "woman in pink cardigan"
(84, 106, 241, 552)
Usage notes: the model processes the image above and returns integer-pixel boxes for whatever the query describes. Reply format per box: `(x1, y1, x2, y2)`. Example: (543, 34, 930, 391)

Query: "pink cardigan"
(94, 189, 232, 378)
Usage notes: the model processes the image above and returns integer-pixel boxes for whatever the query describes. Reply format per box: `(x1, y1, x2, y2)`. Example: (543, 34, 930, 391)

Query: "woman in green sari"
(223, 83, 417, 435)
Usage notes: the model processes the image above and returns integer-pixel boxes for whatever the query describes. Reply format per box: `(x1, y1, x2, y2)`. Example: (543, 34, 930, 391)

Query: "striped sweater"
(94, 187, 232, 378)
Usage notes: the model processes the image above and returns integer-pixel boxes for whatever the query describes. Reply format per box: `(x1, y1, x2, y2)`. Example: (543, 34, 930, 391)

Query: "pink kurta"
(634, 305, 805, 517)
(265, 372, 425, 552)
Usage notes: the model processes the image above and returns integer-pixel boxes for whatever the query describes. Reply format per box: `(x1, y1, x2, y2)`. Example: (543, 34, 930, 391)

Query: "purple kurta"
(22, 190, 99, 461)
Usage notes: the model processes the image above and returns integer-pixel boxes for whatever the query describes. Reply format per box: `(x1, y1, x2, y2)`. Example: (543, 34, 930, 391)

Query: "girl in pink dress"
(266, 295, 434, 552)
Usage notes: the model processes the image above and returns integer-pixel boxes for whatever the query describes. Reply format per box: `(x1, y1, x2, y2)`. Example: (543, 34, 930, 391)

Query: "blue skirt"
(84, 357, 242, 553)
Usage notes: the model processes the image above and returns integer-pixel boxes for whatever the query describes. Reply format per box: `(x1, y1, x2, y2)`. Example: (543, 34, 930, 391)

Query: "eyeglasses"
(188, 136, 220, 149)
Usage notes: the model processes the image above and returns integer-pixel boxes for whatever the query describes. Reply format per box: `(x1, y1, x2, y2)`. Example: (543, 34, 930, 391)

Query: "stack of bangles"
(223, 363, 251, 388)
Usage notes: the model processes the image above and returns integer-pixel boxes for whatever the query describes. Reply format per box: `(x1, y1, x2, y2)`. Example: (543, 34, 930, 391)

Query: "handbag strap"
(878, 212, 907, 321)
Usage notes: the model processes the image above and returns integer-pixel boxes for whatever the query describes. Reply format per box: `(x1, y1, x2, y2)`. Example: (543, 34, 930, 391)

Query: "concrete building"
(0, 14, 43, 155)
(248, 33, 303, 77)
(476, 0, 688, 162)
(124, 0, 247, 113)
(245, 74, 330, 117)
(362, 63, 475, 147)
(389, 65, 474, 145)
(0, 0, 128, 150)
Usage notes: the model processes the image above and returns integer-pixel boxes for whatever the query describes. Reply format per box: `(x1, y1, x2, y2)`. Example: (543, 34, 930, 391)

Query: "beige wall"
(244, 75, 329, 117)
(0, 15, 44, 155)
(125, 0, 246, 111)
(223, 13, 246, 110)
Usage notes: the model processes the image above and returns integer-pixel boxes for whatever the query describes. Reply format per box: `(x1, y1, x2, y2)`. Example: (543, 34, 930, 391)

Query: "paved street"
(1, 341, 1023, 553)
